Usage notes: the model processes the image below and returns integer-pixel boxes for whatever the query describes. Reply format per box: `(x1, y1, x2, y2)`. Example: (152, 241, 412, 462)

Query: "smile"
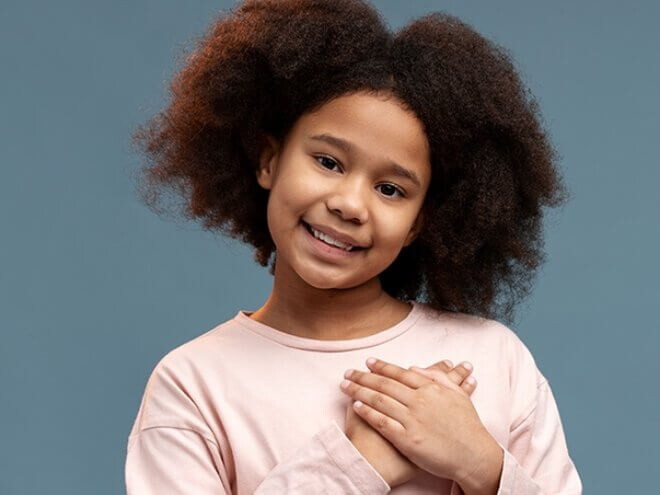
(301, 221, 365, 258)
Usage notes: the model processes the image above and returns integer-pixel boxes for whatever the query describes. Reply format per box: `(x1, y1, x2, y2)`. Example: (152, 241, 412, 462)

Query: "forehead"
(292, 92, 431, 179)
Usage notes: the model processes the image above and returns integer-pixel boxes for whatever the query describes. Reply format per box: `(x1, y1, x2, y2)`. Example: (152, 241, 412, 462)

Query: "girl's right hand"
(344, 360, 477, 488)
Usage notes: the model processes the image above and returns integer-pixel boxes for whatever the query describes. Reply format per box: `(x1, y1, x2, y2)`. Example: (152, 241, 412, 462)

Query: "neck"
(249, 257, 411, 340)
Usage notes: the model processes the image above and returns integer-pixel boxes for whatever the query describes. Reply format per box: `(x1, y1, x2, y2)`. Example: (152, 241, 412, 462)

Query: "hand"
(340, 358, 503, 492)
(343, 360, 478, 488)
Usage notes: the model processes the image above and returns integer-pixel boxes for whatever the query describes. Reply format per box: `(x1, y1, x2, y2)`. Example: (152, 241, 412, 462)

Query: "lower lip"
(301, 222, 363, 260)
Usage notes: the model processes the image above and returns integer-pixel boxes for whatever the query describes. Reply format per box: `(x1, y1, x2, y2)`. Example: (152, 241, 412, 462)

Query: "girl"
(125, 0, 582, 493)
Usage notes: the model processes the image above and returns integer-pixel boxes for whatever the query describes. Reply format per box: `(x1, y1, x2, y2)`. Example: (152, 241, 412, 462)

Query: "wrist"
(349, 437, 397, 487)
(457, 435, 504, 495)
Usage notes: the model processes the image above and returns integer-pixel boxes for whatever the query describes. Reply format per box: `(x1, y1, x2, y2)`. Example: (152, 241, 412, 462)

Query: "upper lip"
(306, 222, 368, 248)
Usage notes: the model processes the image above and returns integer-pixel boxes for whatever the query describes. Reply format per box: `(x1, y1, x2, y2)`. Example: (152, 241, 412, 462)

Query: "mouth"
(301, 220, 366, 252)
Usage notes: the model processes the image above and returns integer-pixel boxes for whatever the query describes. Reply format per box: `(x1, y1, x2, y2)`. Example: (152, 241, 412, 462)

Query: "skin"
(252, 90, 502, 491)
(345, 359, 478, 488)
(341, 358, 504, 494)
(251, 90, 431, 340)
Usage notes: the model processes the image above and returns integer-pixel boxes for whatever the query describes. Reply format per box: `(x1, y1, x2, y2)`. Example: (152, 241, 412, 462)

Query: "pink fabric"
(125, 300, 582, 494)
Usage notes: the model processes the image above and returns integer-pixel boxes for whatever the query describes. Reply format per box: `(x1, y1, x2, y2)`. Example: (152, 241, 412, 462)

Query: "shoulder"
(417, 304, 541, 373)
(154, 316, 241, 374)
(467, 316, 548, 425)
(457, 313, 548, 426)
(416, 304, 547, 417)
(486, 319, 547, 389)
(445, 310, 547, 389)
(425, 305, 545, 379)
(133, 318, 238, 427)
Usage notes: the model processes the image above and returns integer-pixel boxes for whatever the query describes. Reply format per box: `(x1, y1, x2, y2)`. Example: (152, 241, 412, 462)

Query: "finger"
(413, 360, 467, 388)
(408, 366, 460, 386)
(408, 366, 442, 382)
(351, 400, 406, 441)
(446, 361, 473, 384)
(343, 366, 416, 407)
(426, 359, 453, 372)
(365, 357, 434, 390)
(340, 373, 409, 423)
(460, 375, 477, 396)
(408, 365, 459, 390)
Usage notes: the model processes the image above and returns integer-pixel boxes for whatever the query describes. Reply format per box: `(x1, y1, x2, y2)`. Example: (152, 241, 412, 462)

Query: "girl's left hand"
(340, 357, 503, 492)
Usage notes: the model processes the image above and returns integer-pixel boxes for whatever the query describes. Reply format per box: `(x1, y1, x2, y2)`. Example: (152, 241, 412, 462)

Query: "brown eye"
(315, 156, 340, 172)
(377, 183, 405, 198)
(315, 155, 405, 199)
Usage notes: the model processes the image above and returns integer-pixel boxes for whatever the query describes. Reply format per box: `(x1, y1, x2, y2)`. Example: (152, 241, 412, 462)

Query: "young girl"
(125, 0, 582, 493)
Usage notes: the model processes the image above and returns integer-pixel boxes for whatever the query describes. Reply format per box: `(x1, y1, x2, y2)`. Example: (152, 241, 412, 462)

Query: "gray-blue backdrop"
(1, 0, 657, 493)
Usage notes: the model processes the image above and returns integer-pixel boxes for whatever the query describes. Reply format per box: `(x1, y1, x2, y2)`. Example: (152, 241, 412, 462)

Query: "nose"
(326, 177, 369, 224)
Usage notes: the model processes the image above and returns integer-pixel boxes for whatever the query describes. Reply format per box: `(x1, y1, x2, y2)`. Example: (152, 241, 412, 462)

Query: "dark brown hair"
(131, 0, 569, 326)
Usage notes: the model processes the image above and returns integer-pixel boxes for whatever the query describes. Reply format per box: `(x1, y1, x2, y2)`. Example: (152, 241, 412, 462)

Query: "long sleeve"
(126, 424, 232, 494)
(125, 351, 391, 495)
(493, 379, 583, 494)
(125, 420, 390, 494)
(254, 420, 391, 494)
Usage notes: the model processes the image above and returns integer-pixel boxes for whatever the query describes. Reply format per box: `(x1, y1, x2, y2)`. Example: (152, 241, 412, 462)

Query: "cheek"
(265, 173, 317, 238)
(277, 167, 321, 207)
(372, 215, 416, 247)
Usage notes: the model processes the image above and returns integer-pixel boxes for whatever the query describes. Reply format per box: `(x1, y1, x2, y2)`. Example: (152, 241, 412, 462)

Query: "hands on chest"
(340, 358, 503, 494)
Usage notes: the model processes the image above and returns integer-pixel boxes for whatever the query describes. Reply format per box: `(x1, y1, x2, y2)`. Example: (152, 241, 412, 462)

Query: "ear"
(403, 209, 424, 247)
(256, 134, 281, 191)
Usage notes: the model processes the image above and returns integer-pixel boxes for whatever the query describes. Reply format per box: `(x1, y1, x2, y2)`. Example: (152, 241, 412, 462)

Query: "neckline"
(233, 299, 424, 351)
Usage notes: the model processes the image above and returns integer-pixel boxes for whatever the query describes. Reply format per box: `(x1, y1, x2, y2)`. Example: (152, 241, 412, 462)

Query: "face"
(256, 91, 431, 291)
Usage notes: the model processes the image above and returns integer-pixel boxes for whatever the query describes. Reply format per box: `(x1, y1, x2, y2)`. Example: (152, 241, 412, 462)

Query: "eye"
(314, 155, 406, 199)
(376, 183, 406, 199)
(315, 155, 341, 172)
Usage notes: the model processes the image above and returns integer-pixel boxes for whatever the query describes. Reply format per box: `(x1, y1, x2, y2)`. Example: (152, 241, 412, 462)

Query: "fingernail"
(366, 357, 377, 366)
(442, 360, 453, 367)
(462, 361, 473, 371)
(466, 376, 476, 384)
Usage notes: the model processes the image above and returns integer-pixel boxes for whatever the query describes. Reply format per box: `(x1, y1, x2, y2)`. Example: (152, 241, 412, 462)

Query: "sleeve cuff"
(496, 447, 522, 495)
(494, 440, 543, 495)
(317, 421, 391, 494)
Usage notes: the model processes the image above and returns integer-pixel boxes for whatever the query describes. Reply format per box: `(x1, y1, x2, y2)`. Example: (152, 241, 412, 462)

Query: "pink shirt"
(125, 300, 582, 494)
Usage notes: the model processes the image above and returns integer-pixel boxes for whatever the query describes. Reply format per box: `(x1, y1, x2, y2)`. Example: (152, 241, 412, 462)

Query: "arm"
(125, 420, 390, 494)
(493, 379, 582, 494)
(457, 378, 581, 495)
(125, 425, 232, 494)
(253, 420, 390, 494)
(125, 355, 390, 495)
(457, 325, 584, 495)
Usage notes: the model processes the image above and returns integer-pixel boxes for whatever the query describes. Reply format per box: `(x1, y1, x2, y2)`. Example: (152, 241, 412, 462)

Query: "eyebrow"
(308, 133, 422, 188)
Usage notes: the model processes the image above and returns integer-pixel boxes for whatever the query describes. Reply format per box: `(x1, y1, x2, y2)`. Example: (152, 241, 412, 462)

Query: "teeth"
(310, 226, 354, 251)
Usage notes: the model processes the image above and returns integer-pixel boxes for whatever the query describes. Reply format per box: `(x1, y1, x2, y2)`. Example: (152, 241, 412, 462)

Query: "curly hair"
(131, 0, 569, 326)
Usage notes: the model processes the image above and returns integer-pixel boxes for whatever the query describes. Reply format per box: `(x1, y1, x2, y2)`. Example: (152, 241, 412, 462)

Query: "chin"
(302, 274, 347, 290)
(294, 267, 349, 289)
(303, 270, 373, 291)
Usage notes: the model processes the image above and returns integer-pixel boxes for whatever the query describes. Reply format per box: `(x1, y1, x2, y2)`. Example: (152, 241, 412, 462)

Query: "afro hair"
(131, 0, 569, 326)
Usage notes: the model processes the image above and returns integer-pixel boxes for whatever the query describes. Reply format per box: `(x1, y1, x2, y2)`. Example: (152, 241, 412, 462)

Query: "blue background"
(1, 0, 658, 493)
